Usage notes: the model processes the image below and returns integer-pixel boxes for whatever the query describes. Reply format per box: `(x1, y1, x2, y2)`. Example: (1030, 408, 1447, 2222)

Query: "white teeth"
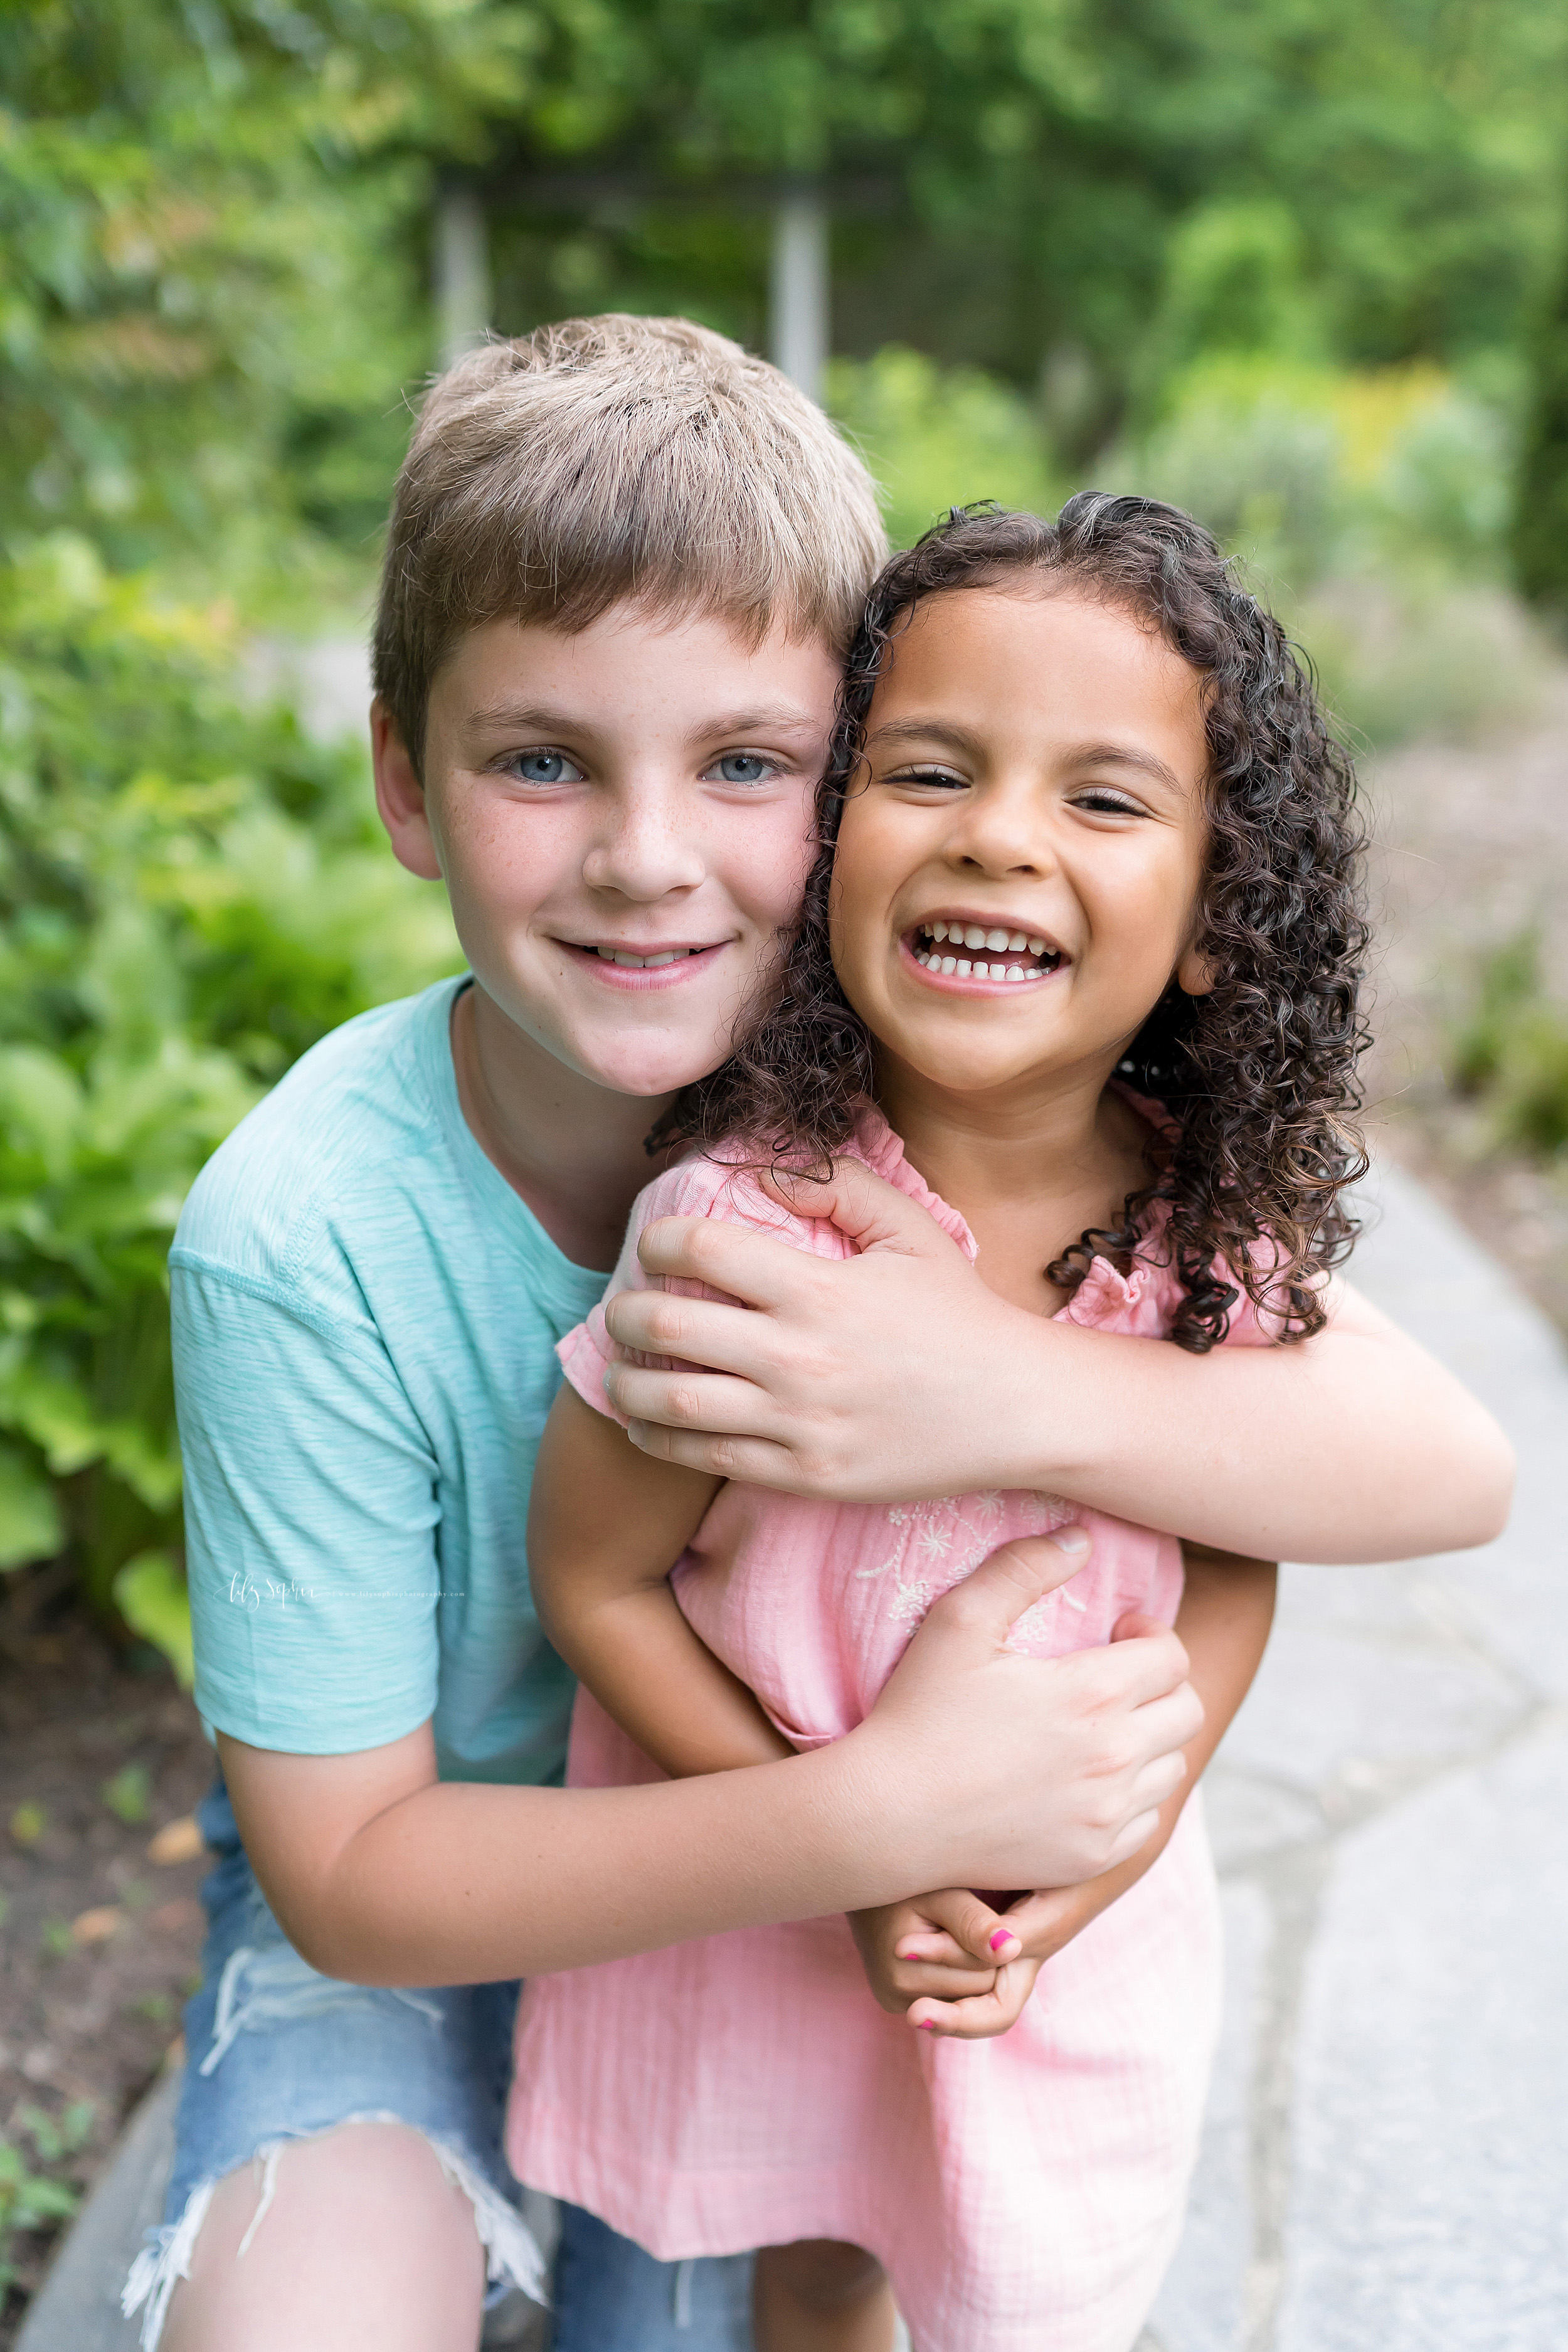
(940, 956, 956, 974)
(598, 946, 691, 967)
(1008, 931, 1027, 953)
(1007, 965, 1025, 982)
(1028, 936, 1047, 957)
(955, 958, 972, 975)
(931, 920, 948, 942)
(961, 924, 984, 949)
(985, 928, 1009, 952)
(643, 952, 679, 967)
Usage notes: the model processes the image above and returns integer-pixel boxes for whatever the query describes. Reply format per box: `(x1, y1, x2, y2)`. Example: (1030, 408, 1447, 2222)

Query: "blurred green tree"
(1513, 227, 1568, 609)
(464, 0, 1568, 439)
(0, 0, 526, 582)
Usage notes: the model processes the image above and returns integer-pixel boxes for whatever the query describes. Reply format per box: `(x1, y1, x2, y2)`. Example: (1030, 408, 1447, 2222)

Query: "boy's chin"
(563, 1036, 732, 1103)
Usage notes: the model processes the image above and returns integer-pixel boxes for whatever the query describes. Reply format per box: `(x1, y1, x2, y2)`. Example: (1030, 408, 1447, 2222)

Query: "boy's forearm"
(218, 1547, 1209, 1989)
(1002, 1297, 1512, 1563)
(221, 1724, 1019, 1987)
(610, 1207, 1513, 1562)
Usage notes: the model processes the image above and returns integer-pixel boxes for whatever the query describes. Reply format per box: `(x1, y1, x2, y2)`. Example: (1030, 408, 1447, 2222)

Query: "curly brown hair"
(656, 495, 1371, 1350)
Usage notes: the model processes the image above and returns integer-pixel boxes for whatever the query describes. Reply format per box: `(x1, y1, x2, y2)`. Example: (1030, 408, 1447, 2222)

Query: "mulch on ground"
(0, 1565, 212, 2344)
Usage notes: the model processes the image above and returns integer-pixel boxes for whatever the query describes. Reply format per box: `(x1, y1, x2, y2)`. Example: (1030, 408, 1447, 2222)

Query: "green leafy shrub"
(1113, 354, 1546, 743)
(0, 532, 460, 1653)
(827, 348, 1061, 550)
(1448, 932, 1568, 1158)
(0, 2102, 95, 2298)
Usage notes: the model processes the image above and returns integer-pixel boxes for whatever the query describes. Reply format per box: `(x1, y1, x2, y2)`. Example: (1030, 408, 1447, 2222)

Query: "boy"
(137, 317, 1510, 2352)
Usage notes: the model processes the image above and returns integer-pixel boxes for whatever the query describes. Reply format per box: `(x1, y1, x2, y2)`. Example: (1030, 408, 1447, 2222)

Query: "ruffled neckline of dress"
(847, 1084, 1180, 1333)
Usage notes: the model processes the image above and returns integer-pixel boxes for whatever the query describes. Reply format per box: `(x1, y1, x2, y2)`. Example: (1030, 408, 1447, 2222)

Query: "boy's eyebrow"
(463, 699, 826, 739)
(867, 718, 1184, 793)
(464, 700, 595, 736)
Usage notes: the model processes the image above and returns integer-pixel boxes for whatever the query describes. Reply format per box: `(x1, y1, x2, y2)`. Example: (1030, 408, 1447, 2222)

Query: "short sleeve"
(556, 1155, 824, 1426)
(174, 1259, 443, 1754)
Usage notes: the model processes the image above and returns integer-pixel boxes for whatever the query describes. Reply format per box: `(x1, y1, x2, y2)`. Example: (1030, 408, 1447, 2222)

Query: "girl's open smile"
(904, 913, 1068, 990)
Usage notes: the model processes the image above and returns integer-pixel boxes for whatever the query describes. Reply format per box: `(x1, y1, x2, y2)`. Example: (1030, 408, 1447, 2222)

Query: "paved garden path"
(1145, 1159, 1568, 2352)
(18, 1159, 1564, 2350)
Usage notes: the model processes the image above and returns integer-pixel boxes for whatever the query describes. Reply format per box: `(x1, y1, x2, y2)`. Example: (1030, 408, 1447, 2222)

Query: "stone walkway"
(18, 1163, 1564, 2351)
(1147, 1160, 1568, 2352)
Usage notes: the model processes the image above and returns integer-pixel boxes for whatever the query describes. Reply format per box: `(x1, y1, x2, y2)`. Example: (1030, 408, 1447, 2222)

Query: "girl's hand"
(848, 1880, 1106, 2041)
(849, 1888, 1044, 2040)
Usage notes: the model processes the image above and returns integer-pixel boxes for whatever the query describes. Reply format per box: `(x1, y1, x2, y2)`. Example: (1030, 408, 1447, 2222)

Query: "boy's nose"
(582, 803, 707, 901)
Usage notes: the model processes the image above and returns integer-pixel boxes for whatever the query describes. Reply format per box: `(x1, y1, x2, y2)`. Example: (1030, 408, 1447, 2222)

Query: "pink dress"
(508, 1106, 1266, 2352)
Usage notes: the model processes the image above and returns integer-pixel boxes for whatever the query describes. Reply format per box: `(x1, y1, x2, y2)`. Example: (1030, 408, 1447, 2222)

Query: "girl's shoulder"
(627, 1147, 850, 1262)
(627, 1111, 977, 1267)
(1059, 1086, 1276, 1348)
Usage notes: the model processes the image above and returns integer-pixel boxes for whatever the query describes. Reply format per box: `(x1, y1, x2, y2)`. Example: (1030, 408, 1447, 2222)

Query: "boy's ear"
(372, 699, 443, 882)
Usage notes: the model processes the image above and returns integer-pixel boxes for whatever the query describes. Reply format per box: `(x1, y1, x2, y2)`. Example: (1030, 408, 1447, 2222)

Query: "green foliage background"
(2, 0, 1567, 1658)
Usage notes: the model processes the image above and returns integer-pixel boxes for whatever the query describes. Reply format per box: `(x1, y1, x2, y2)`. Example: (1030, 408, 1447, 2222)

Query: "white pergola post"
(769, 189, 829, 402)
(435, 184, 492, 371)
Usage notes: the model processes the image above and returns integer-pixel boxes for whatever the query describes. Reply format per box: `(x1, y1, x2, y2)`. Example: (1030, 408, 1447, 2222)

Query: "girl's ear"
(1176, 940, 1216, 997)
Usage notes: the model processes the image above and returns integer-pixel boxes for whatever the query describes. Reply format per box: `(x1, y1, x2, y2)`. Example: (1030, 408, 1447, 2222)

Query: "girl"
(507, 496, 1369, 2351)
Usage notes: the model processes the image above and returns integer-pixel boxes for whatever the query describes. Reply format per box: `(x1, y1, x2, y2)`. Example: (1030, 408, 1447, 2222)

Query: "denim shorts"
(122, 1779, 753, 2351)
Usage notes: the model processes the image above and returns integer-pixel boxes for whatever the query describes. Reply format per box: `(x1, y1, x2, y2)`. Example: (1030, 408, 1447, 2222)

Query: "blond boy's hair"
(373, 314, 888, 768)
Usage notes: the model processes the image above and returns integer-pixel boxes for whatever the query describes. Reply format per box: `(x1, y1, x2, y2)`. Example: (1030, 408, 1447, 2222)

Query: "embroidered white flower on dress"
(859, 1491, 1077, 1628)
(888, 1576, 933, 1628)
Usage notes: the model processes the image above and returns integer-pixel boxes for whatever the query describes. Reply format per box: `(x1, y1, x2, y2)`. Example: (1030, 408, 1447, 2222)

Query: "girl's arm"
(599, 1163, 1513, 1563)
(527, 1384, 793, 1777)
(851, 1547, 1277, 2037)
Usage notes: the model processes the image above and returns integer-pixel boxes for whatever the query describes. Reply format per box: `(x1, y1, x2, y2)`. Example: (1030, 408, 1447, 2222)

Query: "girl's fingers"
(893, 1928, 973, 1966)
(891, 1959, 999, 1999)
(903, 1885, 1021, 1964)
(908, 1957, 1043, 2041)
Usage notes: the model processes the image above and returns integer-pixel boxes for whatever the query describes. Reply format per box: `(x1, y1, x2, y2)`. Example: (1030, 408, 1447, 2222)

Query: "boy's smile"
(375, 607, 839, 1100)
(830, 586, 1213, 1120)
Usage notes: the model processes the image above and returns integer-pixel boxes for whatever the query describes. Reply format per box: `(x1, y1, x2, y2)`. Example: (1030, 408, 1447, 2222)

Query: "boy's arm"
(600, 1164, 1514, 1563)
(529, 1384, 792, 1776)
(218, 1532, 1202, 1988)
(852, 1546, 1277, 2037)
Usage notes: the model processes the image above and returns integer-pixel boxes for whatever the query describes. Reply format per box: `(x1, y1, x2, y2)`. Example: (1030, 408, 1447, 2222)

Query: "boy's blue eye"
(711, 753, 773, 785)
(512, 750, 580, 785)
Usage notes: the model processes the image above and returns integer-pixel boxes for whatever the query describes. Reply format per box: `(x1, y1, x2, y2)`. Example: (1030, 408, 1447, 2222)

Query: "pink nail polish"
(917, 2019, 936, 2031)
(989, 1928, 1015, 1953)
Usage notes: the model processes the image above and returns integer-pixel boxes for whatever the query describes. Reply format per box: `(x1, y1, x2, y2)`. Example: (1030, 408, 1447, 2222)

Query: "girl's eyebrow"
(864, 718, 983, 756)
(866, 717, 1184, 796)
(1067, 742, 1184, 793)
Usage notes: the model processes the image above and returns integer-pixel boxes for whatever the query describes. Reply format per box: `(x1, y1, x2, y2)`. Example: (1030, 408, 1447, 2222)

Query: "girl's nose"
(581, 786, 707, 901)
(946, 788, 1054, 880)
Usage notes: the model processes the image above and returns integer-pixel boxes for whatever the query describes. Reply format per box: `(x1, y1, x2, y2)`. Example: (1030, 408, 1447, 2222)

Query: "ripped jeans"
(124, 1779, 753, 2351)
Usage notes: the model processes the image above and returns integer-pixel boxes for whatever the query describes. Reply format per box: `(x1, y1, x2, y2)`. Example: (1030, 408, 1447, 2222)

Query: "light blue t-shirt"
(171, 977, 609, 1784)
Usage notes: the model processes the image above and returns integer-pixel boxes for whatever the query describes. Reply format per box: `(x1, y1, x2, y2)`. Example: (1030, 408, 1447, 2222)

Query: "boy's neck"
(451, 985, 675, 1272)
